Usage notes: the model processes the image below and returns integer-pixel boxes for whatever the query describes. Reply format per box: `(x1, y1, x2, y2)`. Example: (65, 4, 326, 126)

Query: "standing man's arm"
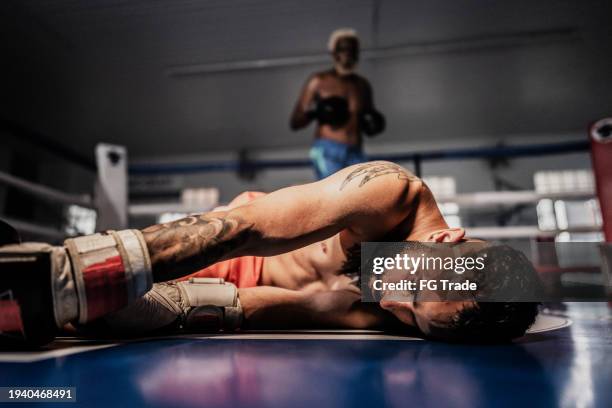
(290, 75, 319, 130)
(142, 161, 422, 282)
(359, 78, 385, 137)
(361, 78, 375, 111)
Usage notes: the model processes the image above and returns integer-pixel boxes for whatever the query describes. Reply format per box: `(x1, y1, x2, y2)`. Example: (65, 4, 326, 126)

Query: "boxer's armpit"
(142, 212, 255, 282)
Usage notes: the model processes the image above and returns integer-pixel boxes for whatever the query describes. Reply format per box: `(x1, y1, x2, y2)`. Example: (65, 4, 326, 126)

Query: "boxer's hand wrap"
(64, 230, 153, 325)
(100, 277, 243, 335)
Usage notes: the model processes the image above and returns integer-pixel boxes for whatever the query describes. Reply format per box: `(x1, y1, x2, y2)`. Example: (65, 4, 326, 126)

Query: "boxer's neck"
(333, 64, 355, 76)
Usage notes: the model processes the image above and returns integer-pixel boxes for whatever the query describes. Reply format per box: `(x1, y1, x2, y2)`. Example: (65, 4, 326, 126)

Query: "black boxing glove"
(312, 96, 350, 127)
(360, 109, 386, 137)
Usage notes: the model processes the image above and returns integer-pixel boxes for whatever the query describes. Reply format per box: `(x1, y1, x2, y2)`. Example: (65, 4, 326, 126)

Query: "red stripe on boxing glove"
(0, 244, 68, 346)
(0, 300, 24, 334)
(1, 229, 152, 346)
(64, 229, 153, 324)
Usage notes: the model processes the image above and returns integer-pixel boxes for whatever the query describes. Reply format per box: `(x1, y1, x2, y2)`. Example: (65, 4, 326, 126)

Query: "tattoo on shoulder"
(340, 162, 419, 190)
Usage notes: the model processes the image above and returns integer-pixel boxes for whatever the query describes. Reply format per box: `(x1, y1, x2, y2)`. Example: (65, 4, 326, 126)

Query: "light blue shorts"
(309, 139, 367, 180)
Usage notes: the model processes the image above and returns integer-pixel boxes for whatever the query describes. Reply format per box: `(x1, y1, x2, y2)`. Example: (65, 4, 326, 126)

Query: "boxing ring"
(1, 308, 611, 408)
(1, 122, 611, 407)
(0, 138, 598, 242)
(128, 139, 589, 177)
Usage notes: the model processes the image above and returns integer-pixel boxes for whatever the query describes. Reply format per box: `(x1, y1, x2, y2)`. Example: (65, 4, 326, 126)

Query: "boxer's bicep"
(233, 161, 420, 256)
(232, 182, 345, 254)
(330, 161, 422, 233)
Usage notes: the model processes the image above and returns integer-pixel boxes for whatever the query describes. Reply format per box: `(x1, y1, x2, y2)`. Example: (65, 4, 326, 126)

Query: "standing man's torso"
(313, 70, 370, 147)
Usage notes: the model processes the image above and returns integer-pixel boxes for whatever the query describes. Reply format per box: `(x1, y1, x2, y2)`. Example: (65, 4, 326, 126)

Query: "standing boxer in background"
(290, 28, 386, 179)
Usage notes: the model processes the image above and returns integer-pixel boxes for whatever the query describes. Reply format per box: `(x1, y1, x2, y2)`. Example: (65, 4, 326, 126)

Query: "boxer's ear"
(428, 228, 465, 243)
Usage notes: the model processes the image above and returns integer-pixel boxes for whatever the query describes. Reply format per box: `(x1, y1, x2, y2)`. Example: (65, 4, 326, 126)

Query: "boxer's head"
(328, 28, 359, 74)
(382, 298, 539, 343)
(378, 237, 541, 342)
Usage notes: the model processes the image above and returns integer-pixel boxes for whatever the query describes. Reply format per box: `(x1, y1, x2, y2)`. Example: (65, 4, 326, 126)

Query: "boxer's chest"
(264, 219, 416, 292)
(318, 77, 365, 112)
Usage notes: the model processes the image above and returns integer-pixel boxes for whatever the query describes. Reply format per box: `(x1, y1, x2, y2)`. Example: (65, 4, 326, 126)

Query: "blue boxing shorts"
(309, 139, 367, 180)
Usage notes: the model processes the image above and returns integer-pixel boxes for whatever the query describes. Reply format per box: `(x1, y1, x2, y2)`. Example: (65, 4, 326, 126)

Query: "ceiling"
(1, 0, 611, 158)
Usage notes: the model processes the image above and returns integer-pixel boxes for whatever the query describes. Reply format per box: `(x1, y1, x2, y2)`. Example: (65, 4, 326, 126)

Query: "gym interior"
(1, 1, 611, 407)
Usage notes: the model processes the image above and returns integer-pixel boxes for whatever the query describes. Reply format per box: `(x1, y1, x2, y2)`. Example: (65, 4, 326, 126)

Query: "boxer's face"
(333, 37, 359, 70)
(380, 299, 476, 338)
(378, 233, 485, 338)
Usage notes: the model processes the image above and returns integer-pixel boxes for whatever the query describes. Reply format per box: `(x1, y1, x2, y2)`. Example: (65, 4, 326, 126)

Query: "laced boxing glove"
(87, 277, 243, 336)
(0, 229, 153, 346)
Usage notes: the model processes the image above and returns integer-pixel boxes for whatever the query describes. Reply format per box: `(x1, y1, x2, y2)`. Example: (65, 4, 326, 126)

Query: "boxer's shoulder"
(337, 161, 422, 194)
(312, 70, 345, 86)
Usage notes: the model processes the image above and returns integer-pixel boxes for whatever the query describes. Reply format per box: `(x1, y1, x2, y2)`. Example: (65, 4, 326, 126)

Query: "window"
(423, 176, 460, 228)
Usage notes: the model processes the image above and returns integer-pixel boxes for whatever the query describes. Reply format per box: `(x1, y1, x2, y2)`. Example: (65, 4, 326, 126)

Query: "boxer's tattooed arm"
(339, 162, 419, 190)
(142, 213, 255, 282)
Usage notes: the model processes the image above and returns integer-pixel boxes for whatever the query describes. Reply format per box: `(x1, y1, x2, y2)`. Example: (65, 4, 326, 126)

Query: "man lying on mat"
(0, 161, 538, 346)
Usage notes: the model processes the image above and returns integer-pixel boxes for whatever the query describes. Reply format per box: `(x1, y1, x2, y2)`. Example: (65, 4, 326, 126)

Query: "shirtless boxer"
(290, 28, 385, 179)
(0, 161, 538, 346)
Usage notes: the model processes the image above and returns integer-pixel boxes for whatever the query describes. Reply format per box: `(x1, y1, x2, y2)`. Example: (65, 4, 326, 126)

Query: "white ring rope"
(0, 171, 93, 208)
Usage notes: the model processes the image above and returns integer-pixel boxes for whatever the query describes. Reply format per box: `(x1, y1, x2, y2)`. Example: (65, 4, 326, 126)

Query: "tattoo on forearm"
(142, 213, 254, 281)
(340, 162, 418, 190)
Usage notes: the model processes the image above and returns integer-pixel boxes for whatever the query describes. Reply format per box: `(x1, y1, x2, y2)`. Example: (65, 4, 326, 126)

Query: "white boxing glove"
(63, 229, 153, 324)
(95, 277, 243, 336)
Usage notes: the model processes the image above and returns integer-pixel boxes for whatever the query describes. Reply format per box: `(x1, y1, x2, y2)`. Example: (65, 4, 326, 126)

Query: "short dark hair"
(436, 301, 539, 343)
(429, 244, 543, 342)
(470, 244, 544, 302)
